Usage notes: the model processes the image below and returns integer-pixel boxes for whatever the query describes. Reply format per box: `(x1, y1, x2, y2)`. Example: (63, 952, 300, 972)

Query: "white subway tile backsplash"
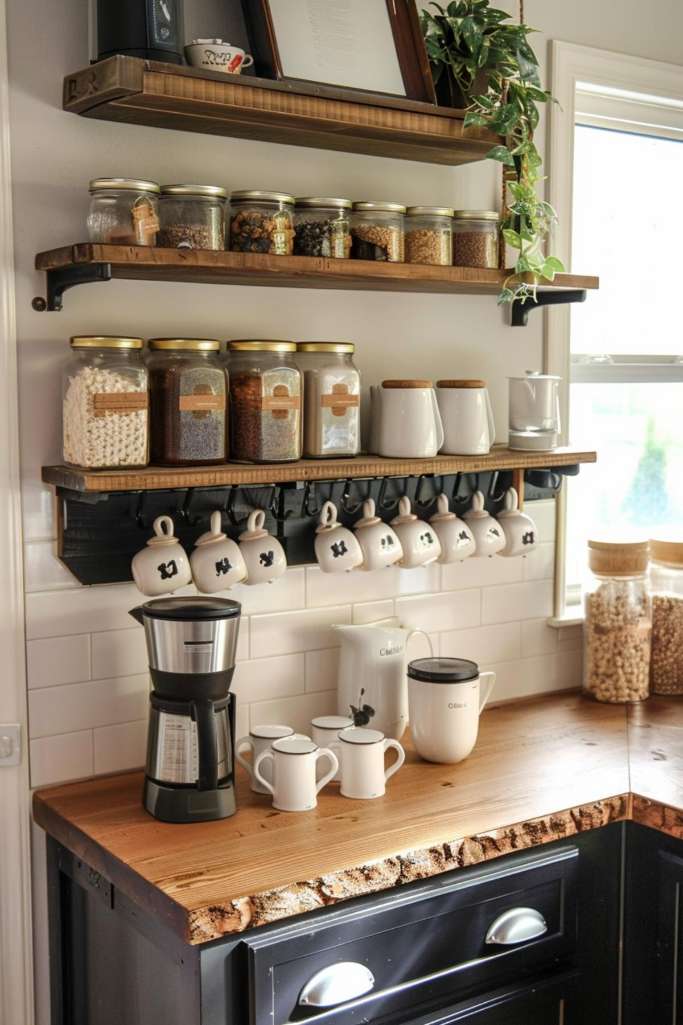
(21, 480, 55, 542)
(250, 605, 352, 657)
(530, 500, 556, 543)
(250, 690, 337, 735)
(305, 648, 340, 693)
(352, 600, 395, 624)
(481, 580, 553, 625)
(30, 730, 93, 788)
(440, 622, 521, 665)
(24, 541, 79, 592)
(441, 556, 523, 591)
(94, 720, 147, 775)
(396, 589, 481, 634)
(29, 675, 149, 739)
(234, 699, 250, 742)
(521, 618, 558, 657)
(232, 653, 304, 704)
(92, 628, 148, 681)
(305, 564, 440, 609)
(231, 568, 306, 616)
(523, 542, 555, 582)
(26, 583, 142, 639)
(27, 634, 90, 689)
(558, 623, 583, 652)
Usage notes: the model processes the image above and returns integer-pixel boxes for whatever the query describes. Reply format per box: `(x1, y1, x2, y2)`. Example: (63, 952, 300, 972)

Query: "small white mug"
(390, 496, 442, 568)
(314, 502, 364, 574)
(254, 737, 338, 812)
(463, 491, 506, 557)
(353, 499, 403, 571)
(235, 724, 297, 794)
(311, 715, 354, 781)
(332, 727, 405, 800)
(429, 494, 476, 563)
(184, 40, 254, 75)
(131, 515, 192, 596)
(239, 510, 287, 585)
(190, 510, 248, 593)
(496, 488, 538, 557)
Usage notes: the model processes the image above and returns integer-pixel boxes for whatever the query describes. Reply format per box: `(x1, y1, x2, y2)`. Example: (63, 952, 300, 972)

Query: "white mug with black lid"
(407, 657, 495, 764)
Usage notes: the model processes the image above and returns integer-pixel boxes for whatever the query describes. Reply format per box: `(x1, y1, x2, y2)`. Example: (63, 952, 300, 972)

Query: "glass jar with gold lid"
(452, 210, 500, 268)
(229, 191, 295, 255)
(297, 343, 360, 458)
(147, 339, 227, 466)
(87, 178, 160, 246)
(228, 341, 302, 462)
(158, 184, 227, 250)
(62, 336, 149, 469)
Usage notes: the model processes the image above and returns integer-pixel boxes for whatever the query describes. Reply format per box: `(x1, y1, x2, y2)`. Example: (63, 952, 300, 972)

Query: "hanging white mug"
(332, 727, 405, 799)
(235, 724, 296, 794)
(131, 515, 192, 596)
(429, 494, 476, 563)
(314, 501, 364, 574)
(353, 499, 403, 571)
(254, 737, 338, 812)
(238, 510, 287, 585)
(463, 491, 505, 557)
(390, 496, 442, 568)
(190, 510, 248, 593)
(496, 488, 538, 557)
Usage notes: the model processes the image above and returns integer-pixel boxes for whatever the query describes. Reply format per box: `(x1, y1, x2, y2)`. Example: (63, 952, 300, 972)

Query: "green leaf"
(485, 144, 515, 165)
(502, 228, 522, 249)
(463, 111, 489, 127)
(540, 256, 565, 279)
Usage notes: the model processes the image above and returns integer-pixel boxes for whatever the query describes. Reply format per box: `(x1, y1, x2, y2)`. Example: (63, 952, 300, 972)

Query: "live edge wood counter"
(33, 693, 683, 946)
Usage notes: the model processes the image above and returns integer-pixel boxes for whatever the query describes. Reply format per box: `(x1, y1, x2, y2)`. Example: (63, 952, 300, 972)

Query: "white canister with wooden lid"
(436, 379, 495, 455)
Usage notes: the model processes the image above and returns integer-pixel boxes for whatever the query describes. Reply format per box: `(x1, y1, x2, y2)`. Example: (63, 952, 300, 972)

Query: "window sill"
(547, 612, 584, 629)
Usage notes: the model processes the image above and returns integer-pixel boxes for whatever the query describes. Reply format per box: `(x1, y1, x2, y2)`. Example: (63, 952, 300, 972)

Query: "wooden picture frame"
(241, 0, 436, 104)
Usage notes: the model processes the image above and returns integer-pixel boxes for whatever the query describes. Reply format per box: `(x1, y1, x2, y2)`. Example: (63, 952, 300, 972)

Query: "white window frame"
(546, 41, 683, 624)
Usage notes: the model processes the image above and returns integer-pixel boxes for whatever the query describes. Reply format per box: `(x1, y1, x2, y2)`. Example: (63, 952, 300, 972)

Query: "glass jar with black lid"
(294, 198, 352, 259)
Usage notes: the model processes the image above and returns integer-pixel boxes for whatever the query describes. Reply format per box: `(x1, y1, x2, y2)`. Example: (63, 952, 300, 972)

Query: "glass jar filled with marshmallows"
(297, 342, 361, 458)
(583, 539, 651, 703)
(649, 538, 683, 695)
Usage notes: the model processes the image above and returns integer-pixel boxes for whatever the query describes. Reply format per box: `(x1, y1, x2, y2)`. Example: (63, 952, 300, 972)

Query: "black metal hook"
(226, 487, 241, 527)
(302, 480, 323, 519)
(415, 474, 440, 510)
(134, 492, 149, 529)
(181, 489, 203, 527)
(377, 476, 402, 512)
(341, 478, 372, 516)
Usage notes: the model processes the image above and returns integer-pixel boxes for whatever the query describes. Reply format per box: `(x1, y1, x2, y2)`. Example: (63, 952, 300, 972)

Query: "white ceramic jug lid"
(338, 727, 384, 745)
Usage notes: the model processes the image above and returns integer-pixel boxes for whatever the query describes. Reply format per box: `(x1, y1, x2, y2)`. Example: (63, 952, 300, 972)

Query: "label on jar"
(321, 384, 359, 417)
(262, 384, 300, 420)
(271, 210, 293, 256)
(92, 392, 149, 417)
(179, 392, 226, 413)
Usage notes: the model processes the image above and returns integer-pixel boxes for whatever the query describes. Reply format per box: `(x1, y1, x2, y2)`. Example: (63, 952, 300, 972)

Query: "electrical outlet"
(0, 725, 21, 767)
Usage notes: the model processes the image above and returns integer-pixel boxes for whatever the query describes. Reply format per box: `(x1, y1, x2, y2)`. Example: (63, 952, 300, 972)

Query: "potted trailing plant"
(420, 0, 564, 303)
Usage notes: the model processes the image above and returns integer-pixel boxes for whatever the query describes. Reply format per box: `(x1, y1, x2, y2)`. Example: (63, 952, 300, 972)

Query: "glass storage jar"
(297, 342, 360, 458)
(87, 178, 160, 246)
(294, 198, 352, 258)
(147, 339, 227, 466)
(228, 341, 302, 463)
(351, 202, 405, 262)
(62, 336, 149, 469)
(583, 539, 651, 704)
(452, 210, 500, 268)
(649, 539, 683, 695)
(158, 184, 227, 250)
(229, 191, 295, 255)
(405, 206, 453, 266)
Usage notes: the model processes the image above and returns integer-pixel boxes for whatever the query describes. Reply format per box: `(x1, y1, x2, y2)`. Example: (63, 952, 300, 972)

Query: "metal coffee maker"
(130, 597, 241, 823)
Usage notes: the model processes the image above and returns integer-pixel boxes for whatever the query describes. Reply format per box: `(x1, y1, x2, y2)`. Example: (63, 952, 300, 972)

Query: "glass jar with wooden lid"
(294, 199, 352, 259)
(229, 191, 295, 255)
(87, 178, 160, 246)
(351, 202, 406, 263)
(297, 343, 360, 458)
(405, 206, 453, 266)
(63, 336, 149, 470)
(583, 539, 651, 704)
(649, 538, 683, 694)
(452, 210, 500, 269)
(228, 341, 302, 463)
(147, 339, 227, 466)
(158, 184, 227, 251)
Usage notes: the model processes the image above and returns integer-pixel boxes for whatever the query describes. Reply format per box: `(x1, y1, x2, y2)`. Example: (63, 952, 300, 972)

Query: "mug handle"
(479, 671, 496, 713)
(241, 54, 254, 68)
(383, 739, 405, 782)
(430, 388, 445, 452)
(235, 736, 254, 777)
(407, 629, 434, 658)
(253, 750, 275, 795)
(315, 748, 339, 793)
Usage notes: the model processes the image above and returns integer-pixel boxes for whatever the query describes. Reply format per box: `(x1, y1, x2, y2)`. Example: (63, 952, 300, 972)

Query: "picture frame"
(241, 0, 436, 104)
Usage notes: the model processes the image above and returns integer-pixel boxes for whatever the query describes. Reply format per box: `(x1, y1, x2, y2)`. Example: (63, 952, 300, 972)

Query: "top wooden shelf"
(63, 56, 499, 165)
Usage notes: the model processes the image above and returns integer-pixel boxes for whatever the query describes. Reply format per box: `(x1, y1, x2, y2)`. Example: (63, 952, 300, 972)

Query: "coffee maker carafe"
(130, 597, 241, 823)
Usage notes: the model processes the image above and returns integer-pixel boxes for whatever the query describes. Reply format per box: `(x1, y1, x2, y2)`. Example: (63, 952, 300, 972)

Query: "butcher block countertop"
(33, 693, 683, 946)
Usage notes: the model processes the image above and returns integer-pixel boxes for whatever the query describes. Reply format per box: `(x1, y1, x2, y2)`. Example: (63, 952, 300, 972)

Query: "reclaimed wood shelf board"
(35, 243, 599, 298)
(42, 447, 597, 494)
(63, 56, 500, 165)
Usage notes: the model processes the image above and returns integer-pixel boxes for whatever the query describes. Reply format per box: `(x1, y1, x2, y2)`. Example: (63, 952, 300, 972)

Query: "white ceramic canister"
(311, 715, 354, 781)
(353, 499, 403, 571)
(371, 380, 444, 458)
(254, 737, 338, 812)
(314, 501, 364, 573)
(332, 727, 405, 799)
(238, 510, 287, 585)
(390, 496, 442, 568)
(429, 494, 476, 563)
(436, 379, 495, 455)
(235, 724, 296, 794)
(463, 491, 506, 557)
(407, 657, 496, 764)
(131, 515, 192, 596)
(190, 510, 248, 593)
(496, 488, 538, 557)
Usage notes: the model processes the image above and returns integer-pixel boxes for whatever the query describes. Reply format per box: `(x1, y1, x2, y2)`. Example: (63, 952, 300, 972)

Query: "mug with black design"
(314, 501, 363, 574)
(238, 510, 287, 585)
(190, 510, 247, 593)
(131, 515, 192, 596)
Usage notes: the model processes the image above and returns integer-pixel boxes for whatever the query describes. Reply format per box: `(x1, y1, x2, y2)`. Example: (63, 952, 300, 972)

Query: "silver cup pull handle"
(298, 962, 375, 1008)
(485, 907, 548, 946)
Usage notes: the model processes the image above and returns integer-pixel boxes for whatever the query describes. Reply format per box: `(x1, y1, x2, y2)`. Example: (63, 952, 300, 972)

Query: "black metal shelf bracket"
(511, 288, 587, 327)
(32, 263, 112, 312)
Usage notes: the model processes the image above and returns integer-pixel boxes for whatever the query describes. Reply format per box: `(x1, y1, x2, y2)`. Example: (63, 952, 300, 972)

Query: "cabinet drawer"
(244, 845, 578, 1025)
(404, 970, 577, 1024)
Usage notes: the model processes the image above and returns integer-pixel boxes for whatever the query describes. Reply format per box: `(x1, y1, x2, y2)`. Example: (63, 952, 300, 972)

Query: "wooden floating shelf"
(63, 56, 499, 165)
(35, 243, 599, 300)
(42, 447, 597, 495)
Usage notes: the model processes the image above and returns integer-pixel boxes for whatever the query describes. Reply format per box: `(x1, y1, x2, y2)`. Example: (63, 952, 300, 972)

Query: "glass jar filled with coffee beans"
(649, 539, 683, 695)
(452, 210, 500, 268)
(294, 198, 352, 258)
(158, 184, 227, 250)
(405, 206, 453, 266)
(351, 202, 405, 262)
(147, 339, 227, 465)
(297, 342, 360, 458)
(228, 341, 302, 462)
(229, 191, 295, 255)
(87, 178, 160, 246)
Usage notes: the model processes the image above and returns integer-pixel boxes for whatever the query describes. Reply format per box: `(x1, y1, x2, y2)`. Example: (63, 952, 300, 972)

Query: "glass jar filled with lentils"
(297, 343, 360, 458)
(294, 198, 352, 258)
(228, 341, 302, 462)
(649, 539, 683, 695)
(452, 210, 500, 269)
(351, 202, 405, 262)
(158, 184, 227, 250)
(229, 191, 295, 255)
(405, 206, 453, 266)
(147, 339, 227, 465)
(87, 178, 160, 246)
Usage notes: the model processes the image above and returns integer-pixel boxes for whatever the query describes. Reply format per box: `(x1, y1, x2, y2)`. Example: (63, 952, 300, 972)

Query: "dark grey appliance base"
(143, 778, 237, 823)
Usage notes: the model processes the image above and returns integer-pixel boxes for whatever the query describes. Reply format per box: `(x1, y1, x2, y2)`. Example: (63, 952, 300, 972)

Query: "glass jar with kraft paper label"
(228, 341, 302, 462)
(297, 342, 360, 458)
(147, 339, 227, 465)
(87, 179, 160, 246)
(62, 337, 149, 469)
